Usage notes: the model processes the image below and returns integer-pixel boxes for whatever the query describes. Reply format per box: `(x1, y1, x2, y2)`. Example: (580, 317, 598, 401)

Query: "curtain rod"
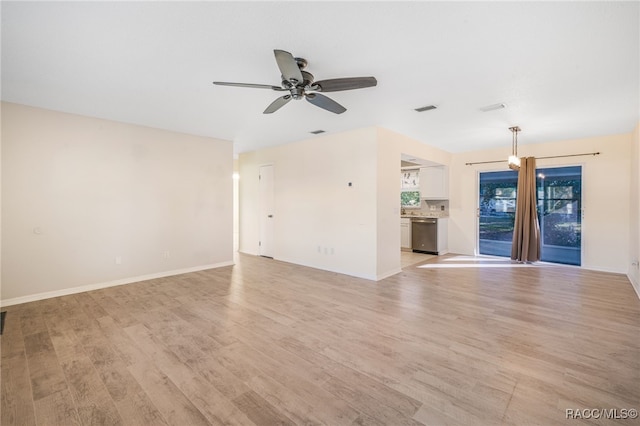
(465, 152, 600, 166)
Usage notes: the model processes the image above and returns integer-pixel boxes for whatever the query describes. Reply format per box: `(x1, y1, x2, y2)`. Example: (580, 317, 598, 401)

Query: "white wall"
(238, 128, 380, 280)
(1, 102, 233, 305)
(629, 123, 639, 296)
(376, 128, 452, 278)
(449, 133, 632, 274)
(233, 158, 240, 252)
(238, 126, 453, 281)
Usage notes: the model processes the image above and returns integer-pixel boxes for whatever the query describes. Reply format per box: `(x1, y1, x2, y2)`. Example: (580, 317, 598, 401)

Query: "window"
(537, 167, 582, 255)
(401, 170, 419, 189)
(401, 191, 421, 207)
(478, 171, 517, 250)
(401, 169, 420, 208)
(478, 166, 582, 265)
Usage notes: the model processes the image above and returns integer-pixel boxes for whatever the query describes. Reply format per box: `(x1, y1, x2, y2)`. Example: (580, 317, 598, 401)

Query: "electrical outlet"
(115, 256, 122, 265)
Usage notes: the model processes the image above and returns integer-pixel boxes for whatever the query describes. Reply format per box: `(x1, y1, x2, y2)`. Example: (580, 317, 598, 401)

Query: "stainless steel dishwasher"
(411, 218, 438, 254)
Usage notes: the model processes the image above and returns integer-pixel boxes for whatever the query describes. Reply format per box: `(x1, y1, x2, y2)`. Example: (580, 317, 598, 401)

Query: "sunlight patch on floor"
(418, 263, 538, 269)
(442, 256, 510, 262)
(419, 255, 540, 268)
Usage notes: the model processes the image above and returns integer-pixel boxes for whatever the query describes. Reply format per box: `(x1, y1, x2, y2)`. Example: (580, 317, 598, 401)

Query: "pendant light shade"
(508, 126, 521, 170)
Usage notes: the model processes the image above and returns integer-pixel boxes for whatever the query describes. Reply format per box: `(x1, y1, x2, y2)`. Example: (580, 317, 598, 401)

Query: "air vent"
(479, 103, 506, 112)
(414, 105, 437, 112)
(310, 130, 325, 134)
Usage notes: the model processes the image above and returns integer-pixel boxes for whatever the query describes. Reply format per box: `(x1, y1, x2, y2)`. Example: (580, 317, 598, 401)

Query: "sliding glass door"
(478, 171, 518, 257)
(478, 166, 582, 265)
(537, 166, 582, 265)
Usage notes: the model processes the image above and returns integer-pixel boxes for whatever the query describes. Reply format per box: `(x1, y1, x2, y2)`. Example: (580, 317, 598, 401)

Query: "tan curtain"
(511, 157, 541, 262)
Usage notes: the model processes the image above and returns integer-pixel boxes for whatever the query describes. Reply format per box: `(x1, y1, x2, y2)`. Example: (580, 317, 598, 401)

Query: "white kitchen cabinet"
(420, 166, 449, 200)
(400, 217, 412, 249)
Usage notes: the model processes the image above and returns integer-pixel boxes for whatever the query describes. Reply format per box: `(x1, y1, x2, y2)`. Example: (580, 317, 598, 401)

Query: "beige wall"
(239, 128, 380, 280)
(2, 101, 633, 303)
(375, 128, 452, 277)
(1, 102, 233, 305)
(629, 123, 640, 295)
(238, 126, 452, 281)
(450, 133, 632, 274)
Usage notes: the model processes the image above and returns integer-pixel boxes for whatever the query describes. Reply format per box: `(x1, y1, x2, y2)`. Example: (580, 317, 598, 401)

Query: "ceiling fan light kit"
(213, 49, 377, 114)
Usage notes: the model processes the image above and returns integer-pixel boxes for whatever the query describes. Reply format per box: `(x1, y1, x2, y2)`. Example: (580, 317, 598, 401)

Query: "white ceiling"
(2, 1, 638, 155)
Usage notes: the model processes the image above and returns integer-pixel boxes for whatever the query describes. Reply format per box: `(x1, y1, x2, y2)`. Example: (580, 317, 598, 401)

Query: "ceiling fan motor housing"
(291, 87, 305, 100)
(294, 57, 308, 69)
(282, 69, 314, 87)
(283, 67, 315, 99)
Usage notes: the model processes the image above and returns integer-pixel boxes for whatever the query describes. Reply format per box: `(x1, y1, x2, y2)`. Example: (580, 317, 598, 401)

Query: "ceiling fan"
(213, 49, 377, 115)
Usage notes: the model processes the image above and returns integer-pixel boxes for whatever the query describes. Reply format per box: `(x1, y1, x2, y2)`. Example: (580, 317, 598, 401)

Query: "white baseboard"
(0, 261, 234, 308)
(376, 268, 403, 281)
(238, 249, 259, 257)
(628, 272, 640, 300)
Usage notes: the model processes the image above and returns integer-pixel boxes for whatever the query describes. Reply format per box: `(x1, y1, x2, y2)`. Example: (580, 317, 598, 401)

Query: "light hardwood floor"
(401, 251, 436, 268)
(1, 253, 639, 425)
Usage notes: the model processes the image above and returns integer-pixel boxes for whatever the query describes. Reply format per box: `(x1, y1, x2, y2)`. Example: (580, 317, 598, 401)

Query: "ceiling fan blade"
(305, 93, 346, 114)
(274, 49, 304, 85)
(263, 95, 292, 114)
(213, 81, 285, 91)
(313, 77, 377, 92)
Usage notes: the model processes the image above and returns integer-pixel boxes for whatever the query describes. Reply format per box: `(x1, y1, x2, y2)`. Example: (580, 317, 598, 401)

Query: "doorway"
(478, 165, 582, 265)
(258, 164, 275, 258)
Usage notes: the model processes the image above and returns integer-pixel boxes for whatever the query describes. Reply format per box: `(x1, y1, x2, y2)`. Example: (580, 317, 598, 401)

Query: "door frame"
(258, 164, 275, 258)
(475, 162, 585, 265)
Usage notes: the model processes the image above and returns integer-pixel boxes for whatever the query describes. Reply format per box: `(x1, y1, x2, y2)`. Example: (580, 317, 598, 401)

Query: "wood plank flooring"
(400, 251, 436, 268)
(1, 253, 639, 425)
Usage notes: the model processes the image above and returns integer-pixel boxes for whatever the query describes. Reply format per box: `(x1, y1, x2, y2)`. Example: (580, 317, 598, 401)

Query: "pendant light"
(508, 126, 521, 170)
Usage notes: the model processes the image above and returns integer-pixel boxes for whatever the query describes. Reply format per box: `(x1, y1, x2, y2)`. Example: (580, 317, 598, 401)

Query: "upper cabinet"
(420, 166, 449, 200)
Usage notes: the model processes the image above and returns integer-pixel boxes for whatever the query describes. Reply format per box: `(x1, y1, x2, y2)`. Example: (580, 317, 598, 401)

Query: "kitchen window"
(401, 169, 420, 208)
(401, 191, 421, 208)
(401, 170, 419, 189)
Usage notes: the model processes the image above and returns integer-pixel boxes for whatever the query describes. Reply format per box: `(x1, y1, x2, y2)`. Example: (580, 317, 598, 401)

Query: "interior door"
(259, 165, 274, 258)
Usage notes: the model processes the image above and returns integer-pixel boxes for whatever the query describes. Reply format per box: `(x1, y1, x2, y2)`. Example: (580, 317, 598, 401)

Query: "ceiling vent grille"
(414, 105, 437, 112)
(479, 103, 506, 112)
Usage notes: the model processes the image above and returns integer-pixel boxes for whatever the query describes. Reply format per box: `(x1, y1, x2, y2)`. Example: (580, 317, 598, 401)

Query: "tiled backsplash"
(402, 200, 449, 217)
